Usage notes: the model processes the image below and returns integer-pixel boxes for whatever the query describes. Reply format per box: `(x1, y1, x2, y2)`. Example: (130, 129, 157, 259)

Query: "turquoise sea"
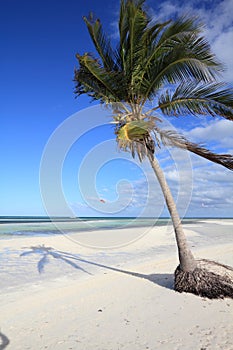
(0, 216, 202, 239)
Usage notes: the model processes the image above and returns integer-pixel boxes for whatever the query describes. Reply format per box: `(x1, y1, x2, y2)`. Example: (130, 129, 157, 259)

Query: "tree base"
(174, 259, 233, 299)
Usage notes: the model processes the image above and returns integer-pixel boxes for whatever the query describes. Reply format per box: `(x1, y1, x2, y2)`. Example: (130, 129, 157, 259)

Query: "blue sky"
(1, 0, 233, 217)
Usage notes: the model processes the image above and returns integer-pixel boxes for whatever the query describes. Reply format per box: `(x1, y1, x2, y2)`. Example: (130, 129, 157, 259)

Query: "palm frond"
(83, 15, 119, 71)
(157, 82, 233, 120)
(118, 1, 150, 102)
(126, 1, 148, 67)
(141, 17, 201, 78)
(157, 16, 202, 47)
(141, 31, 222, 103)
(131, 20, 171, 90)
(75, 53, 126, 102)
(119, 0, 146, 47)
(74, 61, 109, 101)
(156, 128, 233, 170)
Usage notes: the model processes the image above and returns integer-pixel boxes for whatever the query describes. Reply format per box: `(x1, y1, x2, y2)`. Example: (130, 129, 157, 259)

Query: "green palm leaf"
(83, 14, 119, 71)
(141, 34, 222, 102)
(157, 82, 233, 120)
(137, 17, 201, 86)
(75, 53, 126, 102)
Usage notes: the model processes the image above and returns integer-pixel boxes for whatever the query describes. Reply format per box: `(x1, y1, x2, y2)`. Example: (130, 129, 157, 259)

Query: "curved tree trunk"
(147, 152, 196, 272)
(147, 152, 233, 299)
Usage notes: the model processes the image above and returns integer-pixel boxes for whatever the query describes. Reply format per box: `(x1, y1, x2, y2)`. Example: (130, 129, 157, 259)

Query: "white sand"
(1, 219, 233, 349)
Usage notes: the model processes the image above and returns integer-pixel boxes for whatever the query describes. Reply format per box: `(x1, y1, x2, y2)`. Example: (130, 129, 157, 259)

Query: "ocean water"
(1, 216, 231, 240)
(0, 216, 178, 239)
(0, 216, 169, 238)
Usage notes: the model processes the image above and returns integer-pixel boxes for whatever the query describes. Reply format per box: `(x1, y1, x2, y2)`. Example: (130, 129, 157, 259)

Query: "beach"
(1, 219, 233, 349)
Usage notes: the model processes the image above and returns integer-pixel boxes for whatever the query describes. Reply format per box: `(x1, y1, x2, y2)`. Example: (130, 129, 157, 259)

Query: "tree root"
(174, 259, 233, 299)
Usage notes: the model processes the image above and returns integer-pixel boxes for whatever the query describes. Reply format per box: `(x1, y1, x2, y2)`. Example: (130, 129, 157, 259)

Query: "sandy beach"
(1, 219, 233, 349)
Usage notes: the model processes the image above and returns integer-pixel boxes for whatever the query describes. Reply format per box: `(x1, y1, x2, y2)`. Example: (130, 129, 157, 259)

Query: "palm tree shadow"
(0, 332, 10, 350)
(20, 245, 174, 290)
(20, 245, 91, 275)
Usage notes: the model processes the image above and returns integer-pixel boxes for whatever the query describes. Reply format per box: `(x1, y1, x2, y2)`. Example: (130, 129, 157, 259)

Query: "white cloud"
(211, 30, 233, 81)
(186, 119, 233, 149)
(133, 146, 233, 217)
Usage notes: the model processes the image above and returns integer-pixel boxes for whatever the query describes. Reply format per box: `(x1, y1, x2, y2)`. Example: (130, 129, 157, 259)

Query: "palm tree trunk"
(147, 152, 196, 272)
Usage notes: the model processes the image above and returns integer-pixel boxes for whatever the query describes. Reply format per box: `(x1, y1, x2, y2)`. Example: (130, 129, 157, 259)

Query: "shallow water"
(0, 216, 231, 239)
(0, 216, 169, 238)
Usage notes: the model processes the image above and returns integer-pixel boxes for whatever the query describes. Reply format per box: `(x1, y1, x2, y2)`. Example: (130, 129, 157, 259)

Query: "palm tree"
(74, 0, 233, 298)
